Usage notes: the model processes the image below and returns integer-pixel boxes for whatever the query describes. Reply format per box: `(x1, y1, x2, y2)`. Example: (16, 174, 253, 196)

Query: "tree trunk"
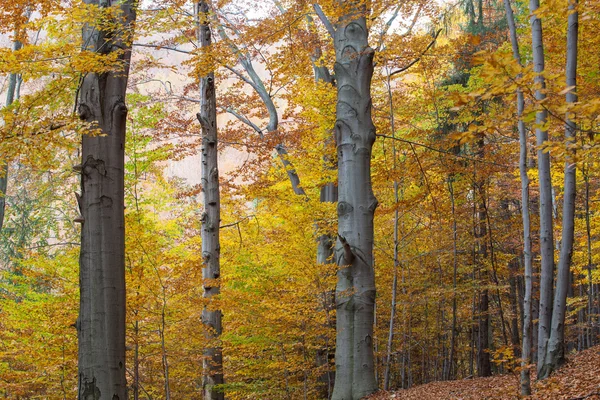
(448, 178, 458, 381)
(494, 0, 533, 360)
(160, 298, 171, 400)
(77, 0, 135, 398)
(529, 0, 555, 377)
(474, 139, 492, 378)
(331, 4, 378, 398)
(539, 2, 578, 379)
(197, 2, 224, 398)
(584, 168, 595, 346)
(508, 259, 521, 357)
(384, 58, 400, 391)
(477, 288, 492, 377)
(133, 320, 139, 400)
(0, 37, 23, 232)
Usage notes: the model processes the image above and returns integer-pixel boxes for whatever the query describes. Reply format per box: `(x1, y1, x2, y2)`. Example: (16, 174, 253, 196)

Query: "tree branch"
(389, 29, 442, 77)
(376, 134, 511, 168)
(132, 43, 192, 54)
(222, 106, 264, 137)
(313, 3, 335, 39)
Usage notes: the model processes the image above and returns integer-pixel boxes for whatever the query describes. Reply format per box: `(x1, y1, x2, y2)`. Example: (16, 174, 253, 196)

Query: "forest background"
(1, 0, 600, 398)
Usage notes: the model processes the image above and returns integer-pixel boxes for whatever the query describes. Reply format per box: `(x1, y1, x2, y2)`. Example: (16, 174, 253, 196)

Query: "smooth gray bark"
(503, 0, 533, 393)
(197, 2, 224, 398)
(384, 67, 400, 390)
(539, 2, 578, 379)
(331, 5, 378, 399)
(77, 0, 135, 398)
(508, 259, 521, 355)
(529, 0, 555, 376)
(0, 37, 23, 233)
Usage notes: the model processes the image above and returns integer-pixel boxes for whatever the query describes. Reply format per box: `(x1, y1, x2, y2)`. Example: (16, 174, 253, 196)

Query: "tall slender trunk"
(77, 0, 135, 397)
(539, 2, 578, 379)
(384, 227, 398, 390)
(160, 296, 171, 400)
(584, 168, 595, 346)
(509, 259, 521, 356)
(475, 140, 492, 378)
(384, 61, 399, 391)
(529, 0, 555, 376)
(133, 319, 139, 400)
(197, 2, 224, 398)
(448, 178, 458, 381)
(477, 289, 491, 377)
(503, 3, 533, 389)
(0, 36, 24, 232)
(331, 3, 378, 398)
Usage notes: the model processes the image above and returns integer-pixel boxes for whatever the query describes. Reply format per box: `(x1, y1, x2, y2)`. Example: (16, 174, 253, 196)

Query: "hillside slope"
(367, 346, 600, 399)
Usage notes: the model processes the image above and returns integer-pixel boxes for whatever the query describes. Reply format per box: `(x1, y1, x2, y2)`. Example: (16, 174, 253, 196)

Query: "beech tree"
(503, 0, 533, 393)
(197, 1, 224, 398)
(0, 32, 24, 232)
(5, 0, 600, 398)
(529, 0, 555, 376)
(76, 0, 136, 397)
(330, 2, 378, 398)
(539, 0, 579, 379)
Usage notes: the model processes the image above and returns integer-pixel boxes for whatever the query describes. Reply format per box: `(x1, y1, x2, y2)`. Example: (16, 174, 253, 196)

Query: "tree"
(331, 2, 378, 398)
(503, 0, 533, 393)
(0, 39, 21, 233)
(539, 0, 579, 379)
(197, 1, 225, 398)
(529, 0, 555, 376)
(76, 0, 136, 397)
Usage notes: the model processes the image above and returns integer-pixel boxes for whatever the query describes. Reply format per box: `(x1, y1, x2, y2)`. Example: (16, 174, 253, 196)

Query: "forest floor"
(366, 346, 600, 399)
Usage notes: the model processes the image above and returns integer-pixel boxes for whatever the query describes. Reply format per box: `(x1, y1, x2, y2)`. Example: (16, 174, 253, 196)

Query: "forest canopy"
(1, 0, 599, 399)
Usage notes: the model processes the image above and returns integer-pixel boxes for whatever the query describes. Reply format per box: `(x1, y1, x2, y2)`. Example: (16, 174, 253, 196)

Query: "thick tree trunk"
(331, 5, 378, 399)
(77, 0, 135, 398)
(539, 2, 578, 379)
(529, 0, 555, 377)
(197, 2, 224, 398)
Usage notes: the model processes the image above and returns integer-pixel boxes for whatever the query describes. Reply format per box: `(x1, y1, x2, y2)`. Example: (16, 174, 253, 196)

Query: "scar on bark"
(196, 112, 212, 132)
(82, 155, 107, 177)
(79, 375, 101, 400)
(338, 235, 355, 265)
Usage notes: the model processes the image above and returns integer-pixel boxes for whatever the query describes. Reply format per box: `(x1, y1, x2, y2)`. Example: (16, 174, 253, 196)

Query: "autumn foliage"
(1, 0, 600, 398)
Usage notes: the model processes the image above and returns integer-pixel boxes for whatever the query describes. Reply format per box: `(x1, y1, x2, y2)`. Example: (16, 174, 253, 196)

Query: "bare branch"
(132, 43, 192, 54)
(389, 29, 442, 77)
(224, 65, 259, 90)
(376, 134, 511, 168)
(222, 106, 264, 137)
(313, 3, 335, 39)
